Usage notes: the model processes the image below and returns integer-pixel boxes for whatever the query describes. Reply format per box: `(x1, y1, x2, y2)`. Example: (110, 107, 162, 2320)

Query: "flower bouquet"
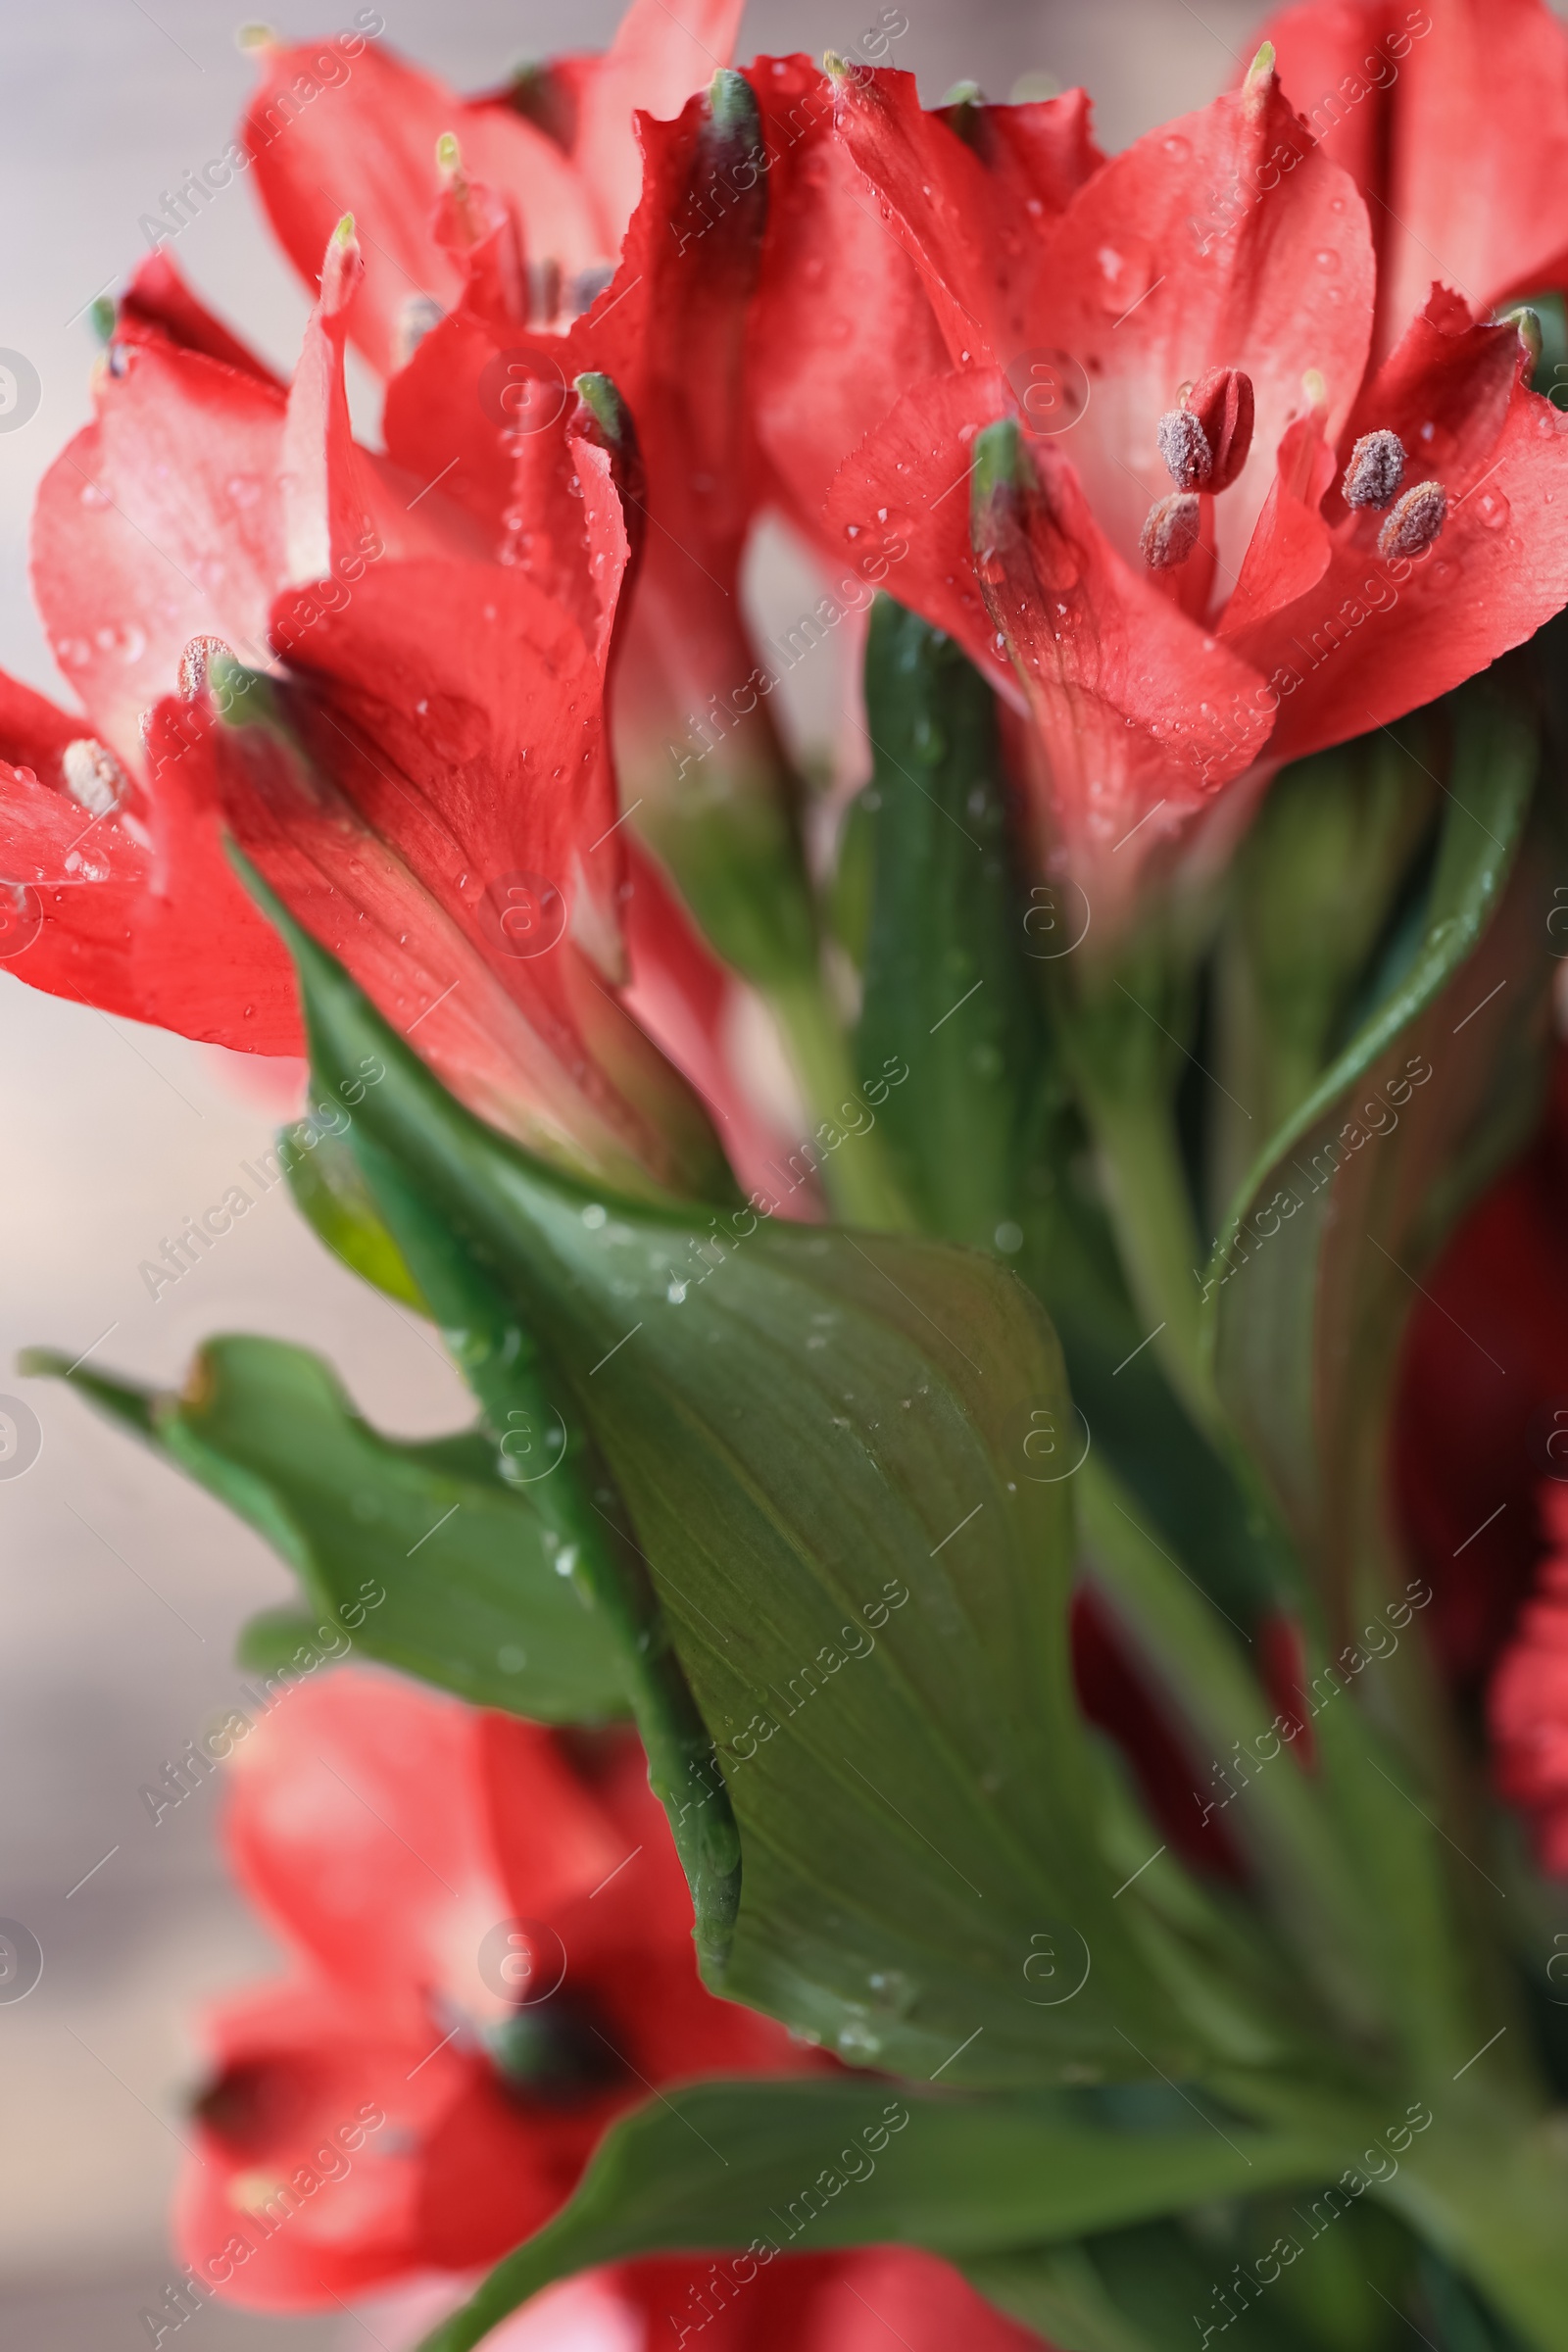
(10, 0, 1568, 2345)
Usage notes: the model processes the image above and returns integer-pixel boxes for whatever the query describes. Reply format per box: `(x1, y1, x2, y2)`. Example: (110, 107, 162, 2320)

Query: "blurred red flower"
(174, 1669, 811, 2310)
(1490, 1487, 1568, 1875)
(363, 2245, 1050, 2351)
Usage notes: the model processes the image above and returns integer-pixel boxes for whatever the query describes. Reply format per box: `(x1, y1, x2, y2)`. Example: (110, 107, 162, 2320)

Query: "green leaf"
(26, 1340, 629, 1723)
(853, 597, 1050, 1250)
(972, 2197, 1423, 2352)
(413, 2077, 1346, 2352)
(257, 872, 1190, 2082)
(1205, 687, 1553, 1611)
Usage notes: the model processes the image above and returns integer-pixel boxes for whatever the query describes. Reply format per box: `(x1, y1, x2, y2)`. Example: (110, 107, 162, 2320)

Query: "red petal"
(825, 368, 1008, 695)
(0, 687, 300, 1053)
(278, 228, 489, 590)
(119, 248, 284, 386)
(747, 58, 950, 556)
(172, 1979, 445, 2309)
(831, 67, 1100, 364)
(223, 1670, 616, 2023)
(225, 574, 721, 1195)
(1221, 413, 1336, 638)
(31, 347, 287, 764)
(1261, 0, 1568, 359)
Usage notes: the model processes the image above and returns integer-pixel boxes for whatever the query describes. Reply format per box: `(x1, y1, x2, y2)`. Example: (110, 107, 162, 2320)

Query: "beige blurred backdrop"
(0, 0, 1263, 2342)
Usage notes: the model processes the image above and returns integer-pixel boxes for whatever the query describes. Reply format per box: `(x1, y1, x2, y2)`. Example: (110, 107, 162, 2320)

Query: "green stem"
(767, 968, 917, 1230)
(1074, 1073, 1217, 1435)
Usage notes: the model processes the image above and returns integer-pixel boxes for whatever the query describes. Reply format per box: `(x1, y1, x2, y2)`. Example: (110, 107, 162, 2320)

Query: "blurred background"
(0, 0, 1265, 2341)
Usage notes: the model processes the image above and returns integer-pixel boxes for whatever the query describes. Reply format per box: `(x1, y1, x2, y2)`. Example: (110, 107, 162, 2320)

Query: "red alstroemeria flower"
(228, 11, 825, 1179)
(1258, 0, 1568, 364)
(1490, 1488, 1568, 1875)
(1, 219, 725, 1200)
(365, 2244, 1052, 2350)
(174, 1668, 812, 2310)
(816, 55, 1568, 928)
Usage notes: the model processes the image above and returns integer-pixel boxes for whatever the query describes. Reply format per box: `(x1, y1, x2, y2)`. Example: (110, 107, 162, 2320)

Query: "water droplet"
(1162, 132, 1191, 159)
(1474, 485, 1511, 532)
(835, 2020, 882, 2058)
(1312, 248, 1341, 273)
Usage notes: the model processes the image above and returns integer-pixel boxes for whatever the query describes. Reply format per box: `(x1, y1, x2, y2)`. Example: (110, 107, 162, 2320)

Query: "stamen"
(1141, 491, 1201, 568)
(1156, 409, 1211, 491)
(1377, 478, 1446, 560)
(1343, 429, 1405, 510)
(61, 738, 128, 818)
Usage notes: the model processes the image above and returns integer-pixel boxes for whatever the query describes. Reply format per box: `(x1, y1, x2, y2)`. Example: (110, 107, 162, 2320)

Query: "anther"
(1377, 478, 1446, 560)
(1141, 492, 1201, 568)
(1156, 409, 1210, 490)
(1343, 429, 1405, 510)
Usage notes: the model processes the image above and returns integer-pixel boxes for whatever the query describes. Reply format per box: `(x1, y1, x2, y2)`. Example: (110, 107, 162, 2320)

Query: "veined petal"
(1261, 0, 1568, 358)
(31, 348, 287, 765)
(748, 57, 950, 557)
(1028, 65, 1375, 598)
(831, 65, 1102, 366)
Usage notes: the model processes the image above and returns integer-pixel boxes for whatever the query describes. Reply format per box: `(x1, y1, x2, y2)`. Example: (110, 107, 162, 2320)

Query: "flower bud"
(1377, 478, 1446, 561)
(1140, 491, 1200, 568)
(1187, 367, 1254, 492)
(1343, 428, 1405, 511)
